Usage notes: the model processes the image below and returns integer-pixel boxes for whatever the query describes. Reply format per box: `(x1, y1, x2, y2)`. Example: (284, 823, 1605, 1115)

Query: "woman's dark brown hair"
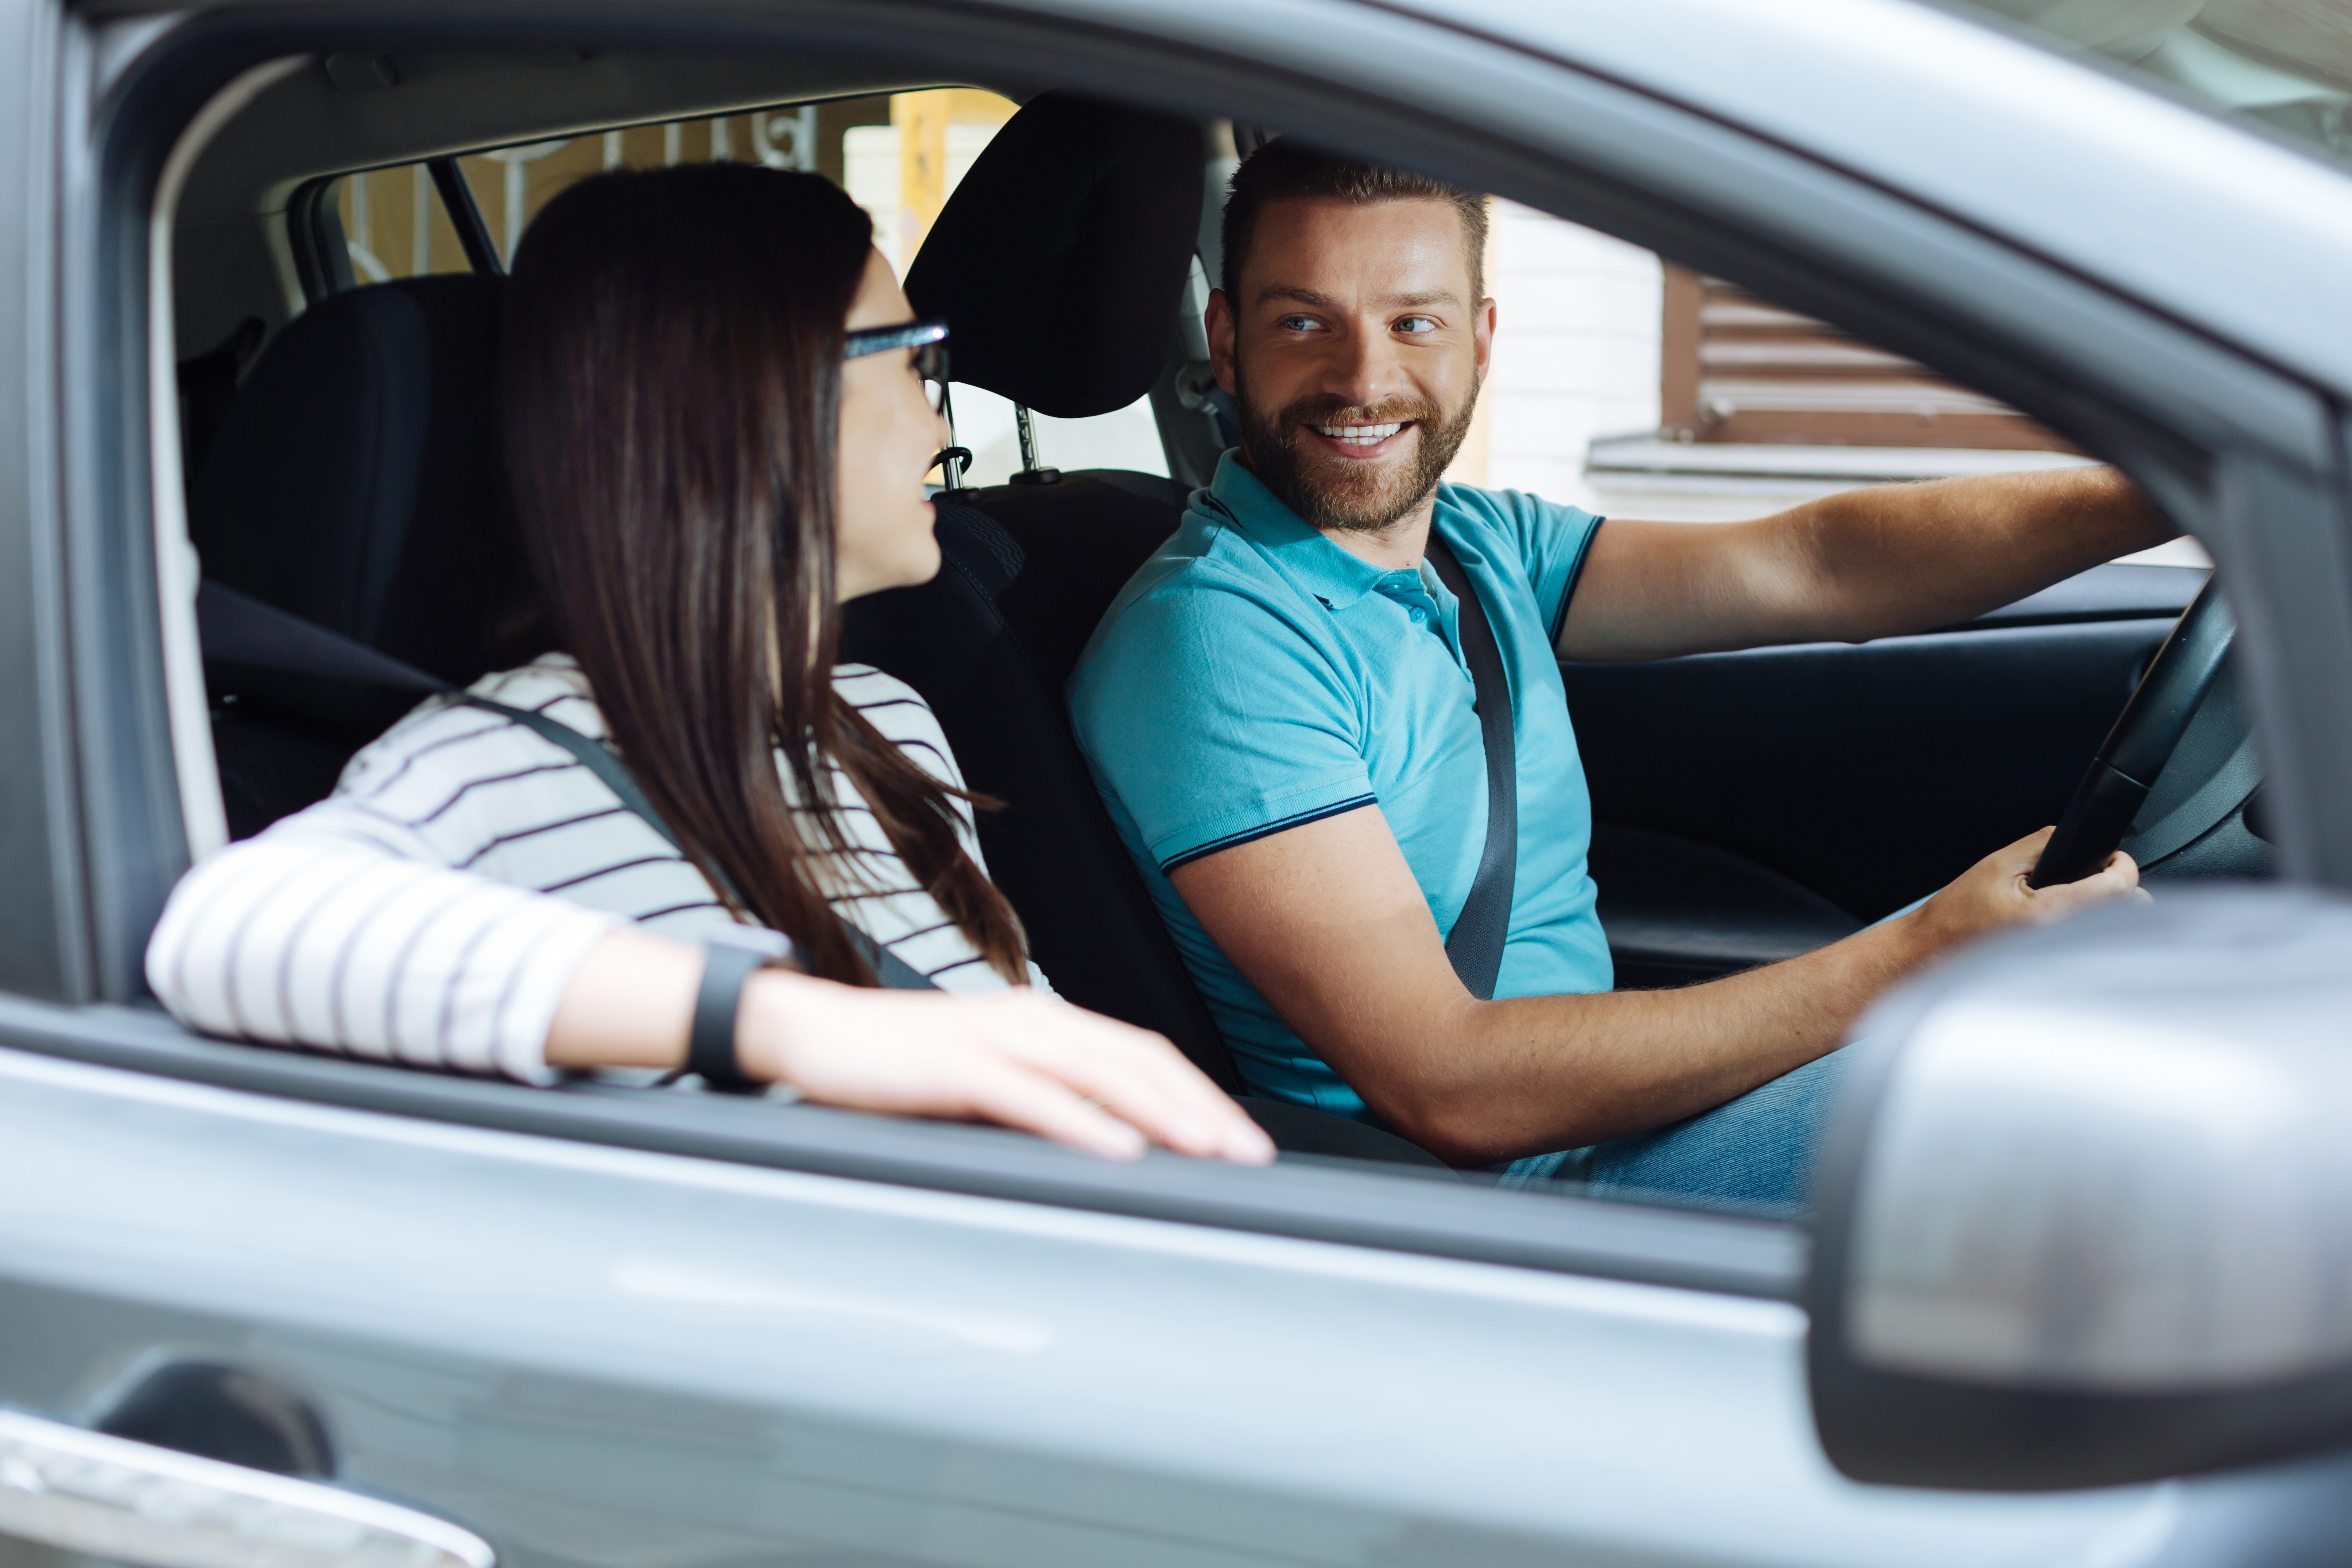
(499, 162, 1027, 985)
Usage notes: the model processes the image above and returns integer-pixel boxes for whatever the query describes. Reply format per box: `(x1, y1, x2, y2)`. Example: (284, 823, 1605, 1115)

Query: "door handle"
(0, 1409, 493, 1568)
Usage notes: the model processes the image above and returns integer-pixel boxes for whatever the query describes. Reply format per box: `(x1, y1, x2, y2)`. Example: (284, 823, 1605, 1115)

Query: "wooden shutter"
(1659, 266, 2072, 450)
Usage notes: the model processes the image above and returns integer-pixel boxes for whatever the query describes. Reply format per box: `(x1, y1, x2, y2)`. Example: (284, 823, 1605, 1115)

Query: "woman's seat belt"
(196, 579, 939, 990)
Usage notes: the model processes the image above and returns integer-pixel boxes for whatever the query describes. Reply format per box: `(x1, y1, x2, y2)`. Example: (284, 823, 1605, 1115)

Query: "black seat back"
(847, 484, 1230, 1080)
(843, 92, 1245, 1085)
(847, 480, 1452, 1168)
(191, 275, 543, 835)
(875, 97, 1453, 1165)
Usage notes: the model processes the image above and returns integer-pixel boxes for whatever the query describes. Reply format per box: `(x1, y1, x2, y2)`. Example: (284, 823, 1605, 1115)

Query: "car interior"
(167, 42, 2274, 1182)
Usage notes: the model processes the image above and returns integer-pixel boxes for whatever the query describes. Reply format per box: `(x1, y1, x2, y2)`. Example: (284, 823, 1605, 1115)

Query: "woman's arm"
(150, 828, 1270, 1163)
(147, 830, 617, 1082)
(548, 928, 1271, 1162)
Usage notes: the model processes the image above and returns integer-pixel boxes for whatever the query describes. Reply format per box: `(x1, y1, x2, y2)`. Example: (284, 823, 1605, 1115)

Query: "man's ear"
(1206, 287, 1239, 396)
(1472, 297, 1496, 390)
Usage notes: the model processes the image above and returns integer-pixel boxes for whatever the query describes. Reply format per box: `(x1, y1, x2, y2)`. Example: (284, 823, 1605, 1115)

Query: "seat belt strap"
(1423, 535, 1517, 1002)
(196, 579, 938, 991)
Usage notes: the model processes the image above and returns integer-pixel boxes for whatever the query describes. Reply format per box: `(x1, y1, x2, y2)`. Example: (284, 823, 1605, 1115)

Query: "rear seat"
(192, 274, 541, 839)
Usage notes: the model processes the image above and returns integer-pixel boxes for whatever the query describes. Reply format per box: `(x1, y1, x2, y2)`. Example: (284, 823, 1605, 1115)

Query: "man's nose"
(1325, 324, 1404, 409)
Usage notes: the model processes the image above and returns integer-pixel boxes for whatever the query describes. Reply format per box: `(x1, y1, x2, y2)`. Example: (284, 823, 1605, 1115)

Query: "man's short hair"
(1220, 140, 1489, 305)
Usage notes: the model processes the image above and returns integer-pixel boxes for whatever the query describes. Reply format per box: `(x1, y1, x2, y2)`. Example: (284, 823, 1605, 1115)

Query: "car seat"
(845, 94, 1446, 1166)
(191, 274, 546, 839)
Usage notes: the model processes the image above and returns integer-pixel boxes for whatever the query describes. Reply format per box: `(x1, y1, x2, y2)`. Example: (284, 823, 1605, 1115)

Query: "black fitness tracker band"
(688, 927, 798, 1091)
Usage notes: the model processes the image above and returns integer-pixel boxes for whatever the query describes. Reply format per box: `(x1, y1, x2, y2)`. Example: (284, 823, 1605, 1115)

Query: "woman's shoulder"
(831, 663, 962, 789)
(831, 662, 927, 717)
(335, 653, 601, 802)
(468, 654, 606, 737)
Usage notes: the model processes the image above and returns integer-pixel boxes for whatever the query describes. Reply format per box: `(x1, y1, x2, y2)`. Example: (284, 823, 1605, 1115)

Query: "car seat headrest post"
(1011, 405, 1060, 486)
(935, 383, 970, 490)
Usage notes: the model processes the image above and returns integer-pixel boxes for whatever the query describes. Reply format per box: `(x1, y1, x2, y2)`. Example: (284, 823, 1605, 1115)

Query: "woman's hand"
(741, 974, 1275, 1164)
(546, 929, 1274, 1163)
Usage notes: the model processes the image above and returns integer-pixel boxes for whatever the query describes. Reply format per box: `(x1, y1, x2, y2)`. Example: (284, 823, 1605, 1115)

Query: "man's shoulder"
(1081, 506, 1326, 670)
(1435, 483, 1606, 611)
(1437, 481, 1599, 535)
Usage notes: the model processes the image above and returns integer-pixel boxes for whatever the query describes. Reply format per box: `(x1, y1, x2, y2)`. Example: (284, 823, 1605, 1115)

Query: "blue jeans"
(1497, 1045, 1856, 1215)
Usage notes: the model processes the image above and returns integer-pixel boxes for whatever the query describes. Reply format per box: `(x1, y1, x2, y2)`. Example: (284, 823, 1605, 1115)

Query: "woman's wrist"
(734, 968, 840, 1088)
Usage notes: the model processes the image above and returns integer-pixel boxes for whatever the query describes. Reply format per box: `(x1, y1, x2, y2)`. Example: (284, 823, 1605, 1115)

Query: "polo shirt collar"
(1200, 450, 1397, 610)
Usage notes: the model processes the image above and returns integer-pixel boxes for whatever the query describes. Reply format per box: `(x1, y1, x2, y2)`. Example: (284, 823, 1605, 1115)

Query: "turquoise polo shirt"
(1069, 452, 1611, 1119)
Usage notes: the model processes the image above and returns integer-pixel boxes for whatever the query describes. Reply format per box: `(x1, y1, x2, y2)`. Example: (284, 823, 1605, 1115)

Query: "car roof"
(1399, 0, 2352, 402)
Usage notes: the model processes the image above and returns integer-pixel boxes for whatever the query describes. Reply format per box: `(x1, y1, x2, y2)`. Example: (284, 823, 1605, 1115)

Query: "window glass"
(1462, 199, 2202, 567)
(332, 162, 467, 281)
(166, 53, 2238, 1241)
(331, 102, 897, 280)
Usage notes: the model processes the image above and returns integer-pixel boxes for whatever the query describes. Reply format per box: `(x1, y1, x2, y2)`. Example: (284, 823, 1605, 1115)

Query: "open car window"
(1447, 201, 2206, 569)
(111, 18, 2264, 1268)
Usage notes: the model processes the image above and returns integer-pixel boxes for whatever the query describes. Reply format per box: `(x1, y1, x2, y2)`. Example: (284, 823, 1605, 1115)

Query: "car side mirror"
(1806, 887, 2352, 1492)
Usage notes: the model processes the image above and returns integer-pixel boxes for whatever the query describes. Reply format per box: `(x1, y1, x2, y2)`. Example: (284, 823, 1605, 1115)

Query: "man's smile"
(1305, 419, 1414, 457)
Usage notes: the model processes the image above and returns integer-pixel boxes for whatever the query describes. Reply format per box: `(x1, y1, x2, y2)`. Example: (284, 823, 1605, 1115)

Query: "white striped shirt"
(146, 655, 1046, 1084)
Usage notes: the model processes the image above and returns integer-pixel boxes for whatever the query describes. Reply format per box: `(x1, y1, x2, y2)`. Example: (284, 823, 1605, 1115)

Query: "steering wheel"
(2031, 574, 2236, 888)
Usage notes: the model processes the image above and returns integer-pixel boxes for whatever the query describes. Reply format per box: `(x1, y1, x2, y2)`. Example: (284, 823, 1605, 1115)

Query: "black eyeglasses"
(844, 318, 951, 414)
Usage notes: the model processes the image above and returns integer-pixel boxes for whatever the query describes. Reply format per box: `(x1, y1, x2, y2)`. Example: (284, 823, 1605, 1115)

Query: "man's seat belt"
(196, 579, 939, 991)
(1422, 537, 1517, 1001)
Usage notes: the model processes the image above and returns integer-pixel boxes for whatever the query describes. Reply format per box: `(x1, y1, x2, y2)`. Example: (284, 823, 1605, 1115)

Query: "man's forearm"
(1561, 465, 2176, 662)
(1372, 914, 1932, 1164)
(1176, 800, 2147, 1169)
(1784, 466, 2174, 645)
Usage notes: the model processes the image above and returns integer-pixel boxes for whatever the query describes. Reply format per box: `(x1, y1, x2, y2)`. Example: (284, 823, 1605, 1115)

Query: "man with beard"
(1068, 140, 2167, 1205)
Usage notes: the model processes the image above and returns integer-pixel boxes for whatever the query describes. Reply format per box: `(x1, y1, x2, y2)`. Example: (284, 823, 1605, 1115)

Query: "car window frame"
(21, 0, 2350, 1294)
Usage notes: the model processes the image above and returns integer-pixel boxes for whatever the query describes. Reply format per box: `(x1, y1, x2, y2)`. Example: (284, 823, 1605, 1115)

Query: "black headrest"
(905, 93, 1203, 419)
(190, 274, 543, 689)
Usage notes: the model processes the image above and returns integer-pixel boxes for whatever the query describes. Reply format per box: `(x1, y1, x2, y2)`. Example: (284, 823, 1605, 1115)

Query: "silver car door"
(0, 1032, 2179, 1568)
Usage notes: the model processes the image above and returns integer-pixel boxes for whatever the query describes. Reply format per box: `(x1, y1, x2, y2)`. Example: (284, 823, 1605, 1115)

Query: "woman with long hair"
(147, 163, 1272, 1166)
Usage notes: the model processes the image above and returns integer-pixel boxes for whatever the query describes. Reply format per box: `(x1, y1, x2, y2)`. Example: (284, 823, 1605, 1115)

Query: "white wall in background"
(949, 385, 1168, 488)
(1481, 200, 1664, 514)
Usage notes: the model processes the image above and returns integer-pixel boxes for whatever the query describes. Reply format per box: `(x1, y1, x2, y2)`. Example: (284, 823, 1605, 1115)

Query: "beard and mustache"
(1233, 374, 1479, 535)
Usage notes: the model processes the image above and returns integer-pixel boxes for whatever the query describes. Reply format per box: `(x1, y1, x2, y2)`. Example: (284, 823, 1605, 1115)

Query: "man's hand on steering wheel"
(1909, 826, 2150, 956)
(1871, 572, 2228, 962)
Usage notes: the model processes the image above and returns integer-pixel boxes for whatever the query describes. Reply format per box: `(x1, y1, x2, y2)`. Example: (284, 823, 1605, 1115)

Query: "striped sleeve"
(145, 817, 621, 1085)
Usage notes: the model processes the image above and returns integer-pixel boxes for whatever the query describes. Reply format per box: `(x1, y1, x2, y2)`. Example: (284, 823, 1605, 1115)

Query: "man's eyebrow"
(1254, 285, 1463, 310)
(1256, 285, 1340, 309)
